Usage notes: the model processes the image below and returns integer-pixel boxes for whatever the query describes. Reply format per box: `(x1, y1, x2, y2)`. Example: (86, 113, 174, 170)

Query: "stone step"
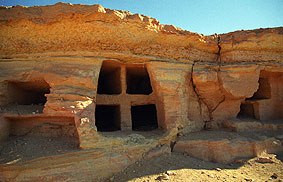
(211, 119, 283, 132)
(173, 130, 283, 164)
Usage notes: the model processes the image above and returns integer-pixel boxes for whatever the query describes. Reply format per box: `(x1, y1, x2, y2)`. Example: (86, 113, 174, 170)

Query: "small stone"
(159, 173, 169, 180)
(201, 171, 205, 174)
(244, 178, 254, 181)
(208, 174, 215, 178)
(233, 176, 237, 178)
(165, 171, 176, 176)
(215, 168, 221, 171)
(271, 173, 278, 179)
(256, 157, 274, 163)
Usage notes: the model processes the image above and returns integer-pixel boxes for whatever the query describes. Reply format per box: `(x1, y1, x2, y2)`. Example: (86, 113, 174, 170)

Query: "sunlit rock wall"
(0, 3, 282, 181)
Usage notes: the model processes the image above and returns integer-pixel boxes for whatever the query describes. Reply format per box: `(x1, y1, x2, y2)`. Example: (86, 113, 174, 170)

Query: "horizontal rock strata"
(173, 131, 283, 164)
(0, 3, 282, 182)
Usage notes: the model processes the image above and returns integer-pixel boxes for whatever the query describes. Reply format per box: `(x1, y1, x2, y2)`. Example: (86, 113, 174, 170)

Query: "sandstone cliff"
(0, 3, 282, 182)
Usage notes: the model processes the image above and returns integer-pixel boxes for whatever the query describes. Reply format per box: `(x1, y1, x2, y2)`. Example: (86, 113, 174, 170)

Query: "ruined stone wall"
(0, 3, 282, 181)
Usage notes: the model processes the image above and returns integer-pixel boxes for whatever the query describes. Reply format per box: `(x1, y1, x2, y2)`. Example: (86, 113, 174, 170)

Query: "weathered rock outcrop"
(173, 131, 283, 164)
(0, 3, 282, 181)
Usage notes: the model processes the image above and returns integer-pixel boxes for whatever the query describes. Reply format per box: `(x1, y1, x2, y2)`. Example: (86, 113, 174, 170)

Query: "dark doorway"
(126, 66, 152, 95)
(8, 79, 50, 105)
(237, 103, 256, 119)
(7, 79, 50, 114)
(95, 105, 121, 132)
(131, 104, 158, 131)
(250, 77, 271, 100)
(97, 61, 121, 94)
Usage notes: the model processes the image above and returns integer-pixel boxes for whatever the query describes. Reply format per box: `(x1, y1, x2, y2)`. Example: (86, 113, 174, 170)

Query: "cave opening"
(238, 75, 272, 120)
(7, 79, 50, 114)
(131, 104, 158, 131)
(95, 105, 121, 132)
(97, 61, 121, 94)
(249, 77, 271, 100)
(237, 103, 257, 120)
(126, 65, 152, 95)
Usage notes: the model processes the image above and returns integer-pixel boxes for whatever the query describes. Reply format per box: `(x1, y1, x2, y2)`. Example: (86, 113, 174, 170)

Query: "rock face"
(173, 131, 283, 164)
(0, 3, 282, 181)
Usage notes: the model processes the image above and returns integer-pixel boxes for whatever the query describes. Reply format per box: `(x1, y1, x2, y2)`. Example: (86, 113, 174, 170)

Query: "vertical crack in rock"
(190, 34, 226, 128)
(210, 94, 226, 114)
(190, 62, 209, 123)
(204, 34, 226, 129)
(190, 62, 201, 114)
(216, 34, 222, 63)
(212, 34, 226, 116)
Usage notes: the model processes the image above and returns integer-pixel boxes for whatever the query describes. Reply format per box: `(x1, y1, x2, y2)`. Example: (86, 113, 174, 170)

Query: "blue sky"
(0, 0, 282, 35)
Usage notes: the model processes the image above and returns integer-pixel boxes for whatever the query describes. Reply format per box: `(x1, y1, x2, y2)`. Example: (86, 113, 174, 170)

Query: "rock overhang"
(0, 2, 217, 61)
(0, 3, 282, 182)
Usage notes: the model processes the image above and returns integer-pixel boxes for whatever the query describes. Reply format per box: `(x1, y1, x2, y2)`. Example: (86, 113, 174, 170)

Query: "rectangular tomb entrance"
(95, 105, 121, 131)
(0, 78, 80, 164)
(95, 61, 160, 132)
(126, 66, 152, 95)
(5, 79, 50, 114)
(237, 102, 259, 120)
(131, 104, 158, 131)
(237, 71, 283, 121)
(97, 61, 121, 94)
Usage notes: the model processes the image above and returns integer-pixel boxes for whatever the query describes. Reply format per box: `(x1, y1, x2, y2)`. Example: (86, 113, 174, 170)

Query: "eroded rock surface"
(0, 3, 282, 182)
(173, 131, 283, 164)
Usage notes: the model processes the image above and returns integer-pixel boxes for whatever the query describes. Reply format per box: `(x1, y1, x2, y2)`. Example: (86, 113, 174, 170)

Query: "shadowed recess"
(237, 103, 257, 120)
(131, 104, 158, 131)
(126, 65, 152, 95)
(250, 77, 271, 100)
(97, 61, 121, 95)
(8, 79, 50, 105)
(95, 105, 121, 132)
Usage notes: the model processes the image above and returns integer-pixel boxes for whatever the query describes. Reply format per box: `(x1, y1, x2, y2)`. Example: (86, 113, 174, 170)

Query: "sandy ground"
(0, 104, 44, 115)
(0, 135, 79, 164)
(0, 134, 282, 181)
(1, 123, 282, 182)
(109, 152, 283, 182)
